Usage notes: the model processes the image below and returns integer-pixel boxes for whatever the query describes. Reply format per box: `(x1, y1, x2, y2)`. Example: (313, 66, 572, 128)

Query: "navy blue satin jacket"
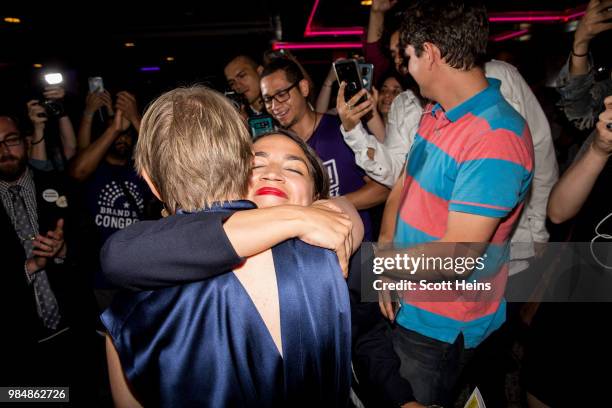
(101, 201, 351, 407)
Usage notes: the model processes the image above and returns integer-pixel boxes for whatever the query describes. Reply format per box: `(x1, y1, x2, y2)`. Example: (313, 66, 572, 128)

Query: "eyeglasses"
(262, 82, 299, 106)
(0, 135, 22, 148)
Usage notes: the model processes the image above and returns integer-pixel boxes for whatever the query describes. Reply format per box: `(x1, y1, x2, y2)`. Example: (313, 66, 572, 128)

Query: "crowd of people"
(1, 0, 612, 406)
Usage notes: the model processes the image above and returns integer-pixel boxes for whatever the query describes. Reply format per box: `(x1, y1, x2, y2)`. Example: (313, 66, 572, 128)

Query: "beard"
(109, 140, 133, 160)
(0, 153, 27, 182)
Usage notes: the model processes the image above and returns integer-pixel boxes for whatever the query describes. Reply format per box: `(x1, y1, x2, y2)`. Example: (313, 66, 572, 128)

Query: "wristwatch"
(53, 256, 66, 265)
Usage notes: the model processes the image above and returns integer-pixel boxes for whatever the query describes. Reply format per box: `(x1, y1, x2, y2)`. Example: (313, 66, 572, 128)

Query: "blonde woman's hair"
(135, 86, 252, 213)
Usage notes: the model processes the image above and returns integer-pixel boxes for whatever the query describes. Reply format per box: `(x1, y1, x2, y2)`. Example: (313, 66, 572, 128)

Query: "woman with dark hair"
(103, 87, 363, 407)
(375, 74, 404, 126)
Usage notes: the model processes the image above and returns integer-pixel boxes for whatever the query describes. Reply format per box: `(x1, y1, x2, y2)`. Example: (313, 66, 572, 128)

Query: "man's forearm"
(378, 177, 402, 243)
(570, 39, 590, 76)
(102, 206, 335, 290)
(29, 125, 47, 162)
(344, 179, 390, 210)
(59, 116, 77, 159)
(77, 115, 94, 150)
(69, 127, 117, 181)
(224, 206, 312, 257)
(367, 10, 385, 44)
(548, 142, 608, 224)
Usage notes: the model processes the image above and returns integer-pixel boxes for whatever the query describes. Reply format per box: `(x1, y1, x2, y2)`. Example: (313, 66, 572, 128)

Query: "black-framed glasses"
(0, 134, 22, 148)
(262, 82, 298, 106)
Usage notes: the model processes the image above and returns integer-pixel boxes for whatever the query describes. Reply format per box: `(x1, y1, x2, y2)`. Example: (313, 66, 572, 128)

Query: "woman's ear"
(141, 169, 162, 201)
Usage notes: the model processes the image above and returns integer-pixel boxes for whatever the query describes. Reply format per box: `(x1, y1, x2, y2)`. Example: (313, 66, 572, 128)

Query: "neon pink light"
(303, 1, 586, 39)
(491, 29, 530, 42)
(304, 0, 365, 36)
(489, 8, 586, 23)
(565, 11, 587, 20)
(304, 0, 320, 36)
(304, 28, 364, 37)
(273, 42, 362, 50)
(490, 16, 563, 22)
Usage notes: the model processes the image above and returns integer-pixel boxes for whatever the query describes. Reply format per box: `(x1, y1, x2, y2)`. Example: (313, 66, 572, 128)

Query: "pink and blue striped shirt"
(394, 78, 534, 348)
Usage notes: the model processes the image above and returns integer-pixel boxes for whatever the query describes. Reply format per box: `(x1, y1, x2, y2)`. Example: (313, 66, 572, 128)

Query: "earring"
(161, 203, 170, 218)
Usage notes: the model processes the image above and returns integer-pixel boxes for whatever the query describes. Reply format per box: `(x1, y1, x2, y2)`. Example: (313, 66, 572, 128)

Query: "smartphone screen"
(248, 116, 275, 137)
(333, 60, 367, 104)
(359, 63, 374, 91)
(88, 77, 104, 93)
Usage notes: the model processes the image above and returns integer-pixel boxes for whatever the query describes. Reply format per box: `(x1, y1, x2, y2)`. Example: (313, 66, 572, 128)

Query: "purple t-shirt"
(307, 114, 372, 240)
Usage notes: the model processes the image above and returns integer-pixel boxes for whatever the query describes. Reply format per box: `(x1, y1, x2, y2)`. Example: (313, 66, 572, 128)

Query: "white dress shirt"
(341, 60, 559, 272)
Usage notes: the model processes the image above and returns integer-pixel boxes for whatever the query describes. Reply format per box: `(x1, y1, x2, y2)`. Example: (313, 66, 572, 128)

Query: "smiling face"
(378, 77, 403, 115)
(247, 134, 315, 207)
(260, 70, 308, 129)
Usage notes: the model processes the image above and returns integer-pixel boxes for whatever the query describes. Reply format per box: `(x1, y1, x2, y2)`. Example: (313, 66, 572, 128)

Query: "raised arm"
(70, 111, 129, 181)
(364, 0, 397, 84)
(101, 204, 355, 290)
(43, 85, 77, 159)
(570, 0, 612, 76)
(26, 100, 49, 164)
(77, 91, 113, 150)
(339, 85, 420, 188)
(315, 64, 337, 114)
(548, 96, 612, 223)
(556, 0, 612, 130)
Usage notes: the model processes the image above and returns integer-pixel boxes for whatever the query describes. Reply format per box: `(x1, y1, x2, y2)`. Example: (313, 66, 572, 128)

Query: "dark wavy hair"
(260, 58, 305, 85)
(399, 0, 489, 70)
(253, 129, 329, 200)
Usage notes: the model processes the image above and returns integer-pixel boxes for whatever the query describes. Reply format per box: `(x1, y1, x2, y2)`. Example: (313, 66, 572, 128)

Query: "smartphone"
(248, 116, 275, 137)
(358, 63, 374, 91)
(333, 59, 367, 105)
(88, 76, 104, 94)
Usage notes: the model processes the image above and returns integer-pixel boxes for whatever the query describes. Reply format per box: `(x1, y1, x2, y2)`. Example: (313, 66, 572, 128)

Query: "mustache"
(0, 155, 18, 162)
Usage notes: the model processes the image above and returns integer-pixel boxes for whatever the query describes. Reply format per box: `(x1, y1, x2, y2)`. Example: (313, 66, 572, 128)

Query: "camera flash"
(44, 73, 63, 85)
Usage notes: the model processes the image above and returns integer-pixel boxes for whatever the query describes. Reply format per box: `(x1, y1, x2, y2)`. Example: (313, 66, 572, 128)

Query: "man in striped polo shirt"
(376, 1, 534, 406)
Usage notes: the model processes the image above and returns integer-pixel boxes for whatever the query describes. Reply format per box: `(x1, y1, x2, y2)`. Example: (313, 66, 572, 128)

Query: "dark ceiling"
(0, 0, 589, 113)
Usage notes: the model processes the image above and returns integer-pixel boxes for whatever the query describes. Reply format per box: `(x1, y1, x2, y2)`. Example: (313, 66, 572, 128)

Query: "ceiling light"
(4, 17, 21, 24)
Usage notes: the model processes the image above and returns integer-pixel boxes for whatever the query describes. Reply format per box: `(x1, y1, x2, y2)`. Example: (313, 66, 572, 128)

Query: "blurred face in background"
(0, 117, 27, 182)
(224, 57, 263, 105)
(108, 131, 134, 159)
(378, 77, 403, 116)
(390, 31, 408, 76)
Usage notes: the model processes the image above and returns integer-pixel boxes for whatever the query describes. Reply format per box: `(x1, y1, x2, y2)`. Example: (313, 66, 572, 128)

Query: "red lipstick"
(255, 187, 288, 199)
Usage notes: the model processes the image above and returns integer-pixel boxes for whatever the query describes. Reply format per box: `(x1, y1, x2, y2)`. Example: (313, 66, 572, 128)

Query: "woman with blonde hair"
(102, 86, 363, 407)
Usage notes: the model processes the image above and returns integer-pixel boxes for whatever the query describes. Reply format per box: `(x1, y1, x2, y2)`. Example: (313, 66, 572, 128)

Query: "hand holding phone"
(333, 59, 367, 105)
(88, 76, 104, 94)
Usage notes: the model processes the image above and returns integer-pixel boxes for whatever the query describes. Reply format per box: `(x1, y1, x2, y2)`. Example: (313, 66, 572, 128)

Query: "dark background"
(0, 1, 606, 117)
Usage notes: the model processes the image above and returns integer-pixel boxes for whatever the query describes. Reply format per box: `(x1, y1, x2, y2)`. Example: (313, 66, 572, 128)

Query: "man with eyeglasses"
(260, 57, 390, 241)
(0, 115, 96, 396)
